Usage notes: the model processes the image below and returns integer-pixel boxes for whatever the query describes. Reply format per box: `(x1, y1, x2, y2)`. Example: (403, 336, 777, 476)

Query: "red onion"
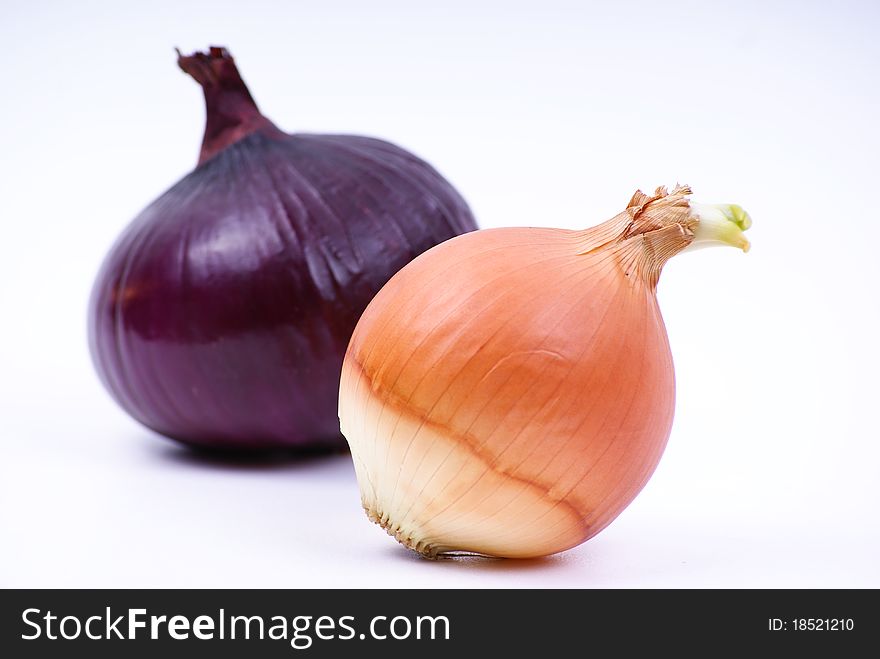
(88, 46, 477, 451)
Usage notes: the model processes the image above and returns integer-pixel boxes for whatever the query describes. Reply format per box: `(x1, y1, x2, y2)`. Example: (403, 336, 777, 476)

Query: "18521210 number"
(792, 619, 854, 631)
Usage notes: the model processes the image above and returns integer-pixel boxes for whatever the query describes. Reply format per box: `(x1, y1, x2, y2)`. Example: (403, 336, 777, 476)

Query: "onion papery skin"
(340, 186, 748, 558)
(88, 47, 477, 451)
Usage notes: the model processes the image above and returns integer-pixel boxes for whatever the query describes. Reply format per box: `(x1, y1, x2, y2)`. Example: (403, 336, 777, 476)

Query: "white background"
(2, 0, 878, 588)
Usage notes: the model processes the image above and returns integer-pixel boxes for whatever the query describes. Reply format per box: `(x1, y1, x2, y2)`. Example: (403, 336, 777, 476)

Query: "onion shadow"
(141, 431, 353, 473)
(386, 544, 577, 576)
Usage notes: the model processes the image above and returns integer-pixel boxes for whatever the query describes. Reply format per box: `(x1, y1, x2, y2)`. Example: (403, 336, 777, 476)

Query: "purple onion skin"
(88, 47, 477, 451)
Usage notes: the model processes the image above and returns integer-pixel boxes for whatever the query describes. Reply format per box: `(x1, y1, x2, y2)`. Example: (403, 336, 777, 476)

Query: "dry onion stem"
(339, 185, 750, 558)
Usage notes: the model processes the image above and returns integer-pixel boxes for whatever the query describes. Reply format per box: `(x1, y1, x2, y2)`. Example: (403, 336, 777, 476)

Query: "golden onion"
(339, 185, 750, 558)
